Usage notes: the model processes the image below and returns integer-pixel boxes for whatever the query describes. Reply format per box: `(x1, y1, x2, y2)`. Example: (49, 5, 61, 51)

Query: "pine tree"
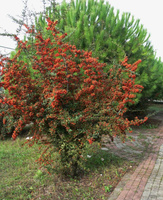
(44, 0, 161, 109)
(8, 0, 163, 110)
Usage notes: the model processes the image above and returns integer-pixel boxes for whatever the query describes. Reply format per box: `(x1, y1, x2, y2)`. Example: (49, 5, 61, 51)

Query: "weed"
(115, 169, 120, 177)
(104, 185, 112, 192)
(141, 124, 158, 129)
(34, 170, 44, 179)
(138, 132, 147, 139)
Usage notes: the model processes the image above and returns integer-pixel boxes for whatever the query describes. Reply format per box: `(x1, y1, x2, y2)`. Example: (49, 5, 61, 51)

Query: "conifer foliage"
(0, 19, 147, 176)
(44, 0, 162, 105)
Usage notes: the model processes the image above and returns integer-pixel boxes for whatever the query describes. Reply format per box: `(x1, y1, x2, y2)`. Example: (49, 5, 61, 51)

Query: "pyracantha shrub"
(0, 79, 15, 139)
(0, 19, 147, 177)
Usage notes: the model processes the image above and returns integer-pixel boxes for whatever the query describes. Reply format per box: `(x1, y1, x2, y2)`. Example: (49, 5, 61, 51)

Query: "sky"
(0, 0, 162, 60)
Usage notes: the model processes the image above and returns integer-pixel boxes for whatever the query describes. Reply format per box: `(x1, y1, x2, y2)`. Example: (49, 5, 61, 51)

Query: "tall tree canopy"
(43, 0, 162, 106)
(8, 0, 163, 107)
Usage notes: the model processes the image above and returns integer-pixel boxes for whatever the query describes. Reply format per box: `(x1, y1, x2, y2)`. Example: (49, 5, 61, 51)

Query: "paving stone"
(107, 117, 163, 200)
(140, 144, 163, 200)
(157, 189, 163, 197)
(157, 198, 163, 200)
(140, 197, 149, 200)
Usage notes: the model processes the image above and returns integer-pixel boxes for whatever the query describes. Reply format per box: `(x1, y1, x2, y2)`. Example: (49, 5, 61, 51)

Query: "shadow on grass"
(82, 142, 128, 175)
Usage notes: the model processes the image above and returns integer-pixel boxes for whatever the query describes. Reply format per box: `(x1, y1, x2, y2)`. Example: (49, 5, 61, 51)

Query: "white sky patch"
(107, 0, 163, 60)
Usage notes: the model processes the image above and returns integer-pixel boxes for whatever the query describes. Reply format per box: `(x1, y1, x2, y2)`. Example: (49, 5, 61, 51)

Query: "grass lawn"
(0, 137, 135, 200)
(1, 103, 162, 199)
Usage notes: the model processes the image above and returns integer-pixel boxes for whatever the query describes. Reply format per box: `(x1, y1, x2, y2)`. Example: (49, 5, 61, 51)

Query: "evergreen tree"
(8, 0, 163, 109)
(45, 0, 161, 109)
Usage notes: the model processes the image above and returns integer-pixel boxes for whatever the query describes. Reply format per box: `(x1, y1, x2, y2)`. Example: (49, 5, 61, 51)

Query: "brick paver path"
(108, 118, 163, 200)
(141, 145, 163, 200)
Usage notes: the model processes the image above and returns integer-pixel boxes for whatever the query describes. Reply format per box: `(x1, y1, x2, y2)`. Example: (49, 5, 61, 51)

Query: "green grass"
(147, 103, 163, 113)
(140, 123, 159, 129)
(0, 137, 134, 200)
(0, 138, 41, 200)
(1, 103, 162, 199)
